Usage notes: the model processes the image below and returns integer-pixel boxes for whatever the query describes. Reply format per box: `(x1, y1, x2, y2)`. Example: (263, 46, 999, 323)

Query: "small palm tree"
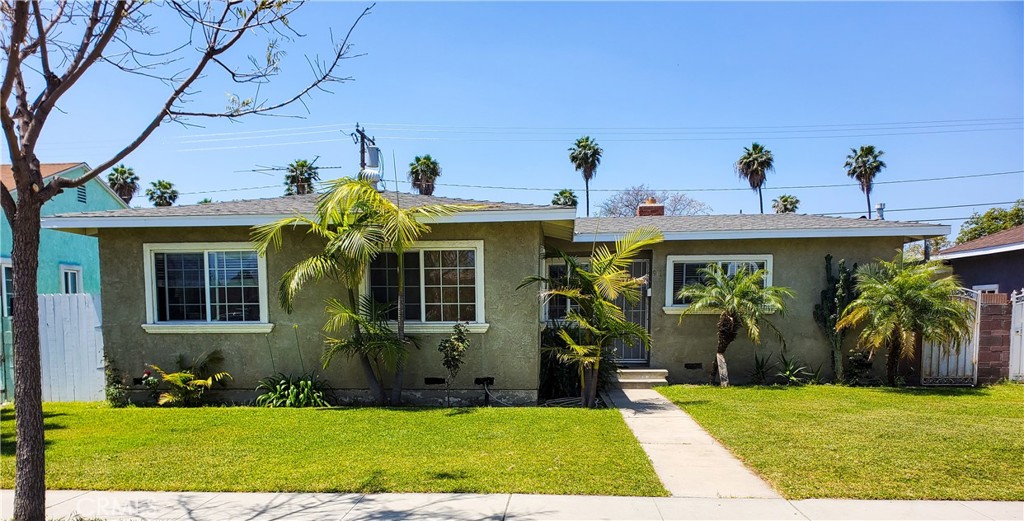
(107, 164, 140, 204)
(844, 145, 886, 218)
(735, 143, 774, 214)
(520, 226, 663, 407)
(284, 159, 320, 196)
(772, 194, 800, 213)
(837, 252, 974, 386)
(408, 155, 442, 196)
(551, 188, 578, 207)
(146, 180, 178, 207)
(677, 264, 794, 387)
(569, 136, 603, 217)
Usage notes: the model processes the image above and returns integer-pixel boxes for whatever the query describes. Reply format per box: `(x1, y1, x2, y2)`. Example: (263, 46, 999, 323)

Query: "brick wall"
(977, 295, 1012, 384)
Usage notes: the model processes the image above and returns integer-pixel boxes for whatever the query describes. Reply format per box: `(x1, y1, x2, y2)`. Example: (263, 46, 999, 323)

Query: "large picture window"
(144, 243, 269, 331)
(366, 241, 485, 326)
(664, 255, 773, 311)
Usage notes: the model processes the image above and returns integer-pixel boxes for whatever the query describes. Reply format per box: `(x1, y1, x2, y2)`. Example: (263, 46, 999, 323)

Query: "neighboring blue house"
(1, 162, 128, 314)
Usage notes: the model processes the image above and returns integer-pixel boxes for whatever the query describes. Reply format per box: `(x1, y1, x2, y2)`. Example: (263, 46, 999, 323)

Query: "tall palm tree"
(284, 159, 320, 196)
(569, 136, 602, 217)
(253, 178, 476, 405)
(735, 143, 774, 214)
(145, 180, 178, 207)
(408, 155, 442, 196)
(520, 226, 664, 407)
(676, 264, 794, 387)
(772, 194, 800, 213)
(844, 145, 886, 219)
(107, 164, 140, 204)
(837, 252, 974, 386)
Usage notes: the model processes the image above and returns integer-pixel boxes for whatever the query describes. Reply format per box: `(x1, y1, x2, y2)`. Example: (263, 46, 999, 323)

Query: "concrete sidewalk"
(1, 490, 1021, 520)
(606, 388, 778, 499)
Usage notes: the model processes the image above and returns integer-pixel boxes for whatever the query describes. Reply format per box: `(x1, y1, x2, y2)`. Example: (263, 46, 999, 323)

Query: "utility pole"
(353, 123, 376, 171)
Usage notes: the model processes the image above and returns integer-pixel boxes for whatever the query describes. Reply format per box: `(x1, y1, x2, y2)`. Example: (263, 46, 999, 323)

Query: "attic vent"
(76, 186, 87, 204)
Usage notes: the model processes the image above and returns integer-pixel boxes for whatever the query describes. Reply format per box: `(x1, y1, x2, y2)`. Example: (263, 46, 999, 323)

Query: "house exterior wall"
(947, 250, 1024, 295)
(96, 221, 545, 404)
(547, 235, 905, 384)
(1, 165, 126, 296)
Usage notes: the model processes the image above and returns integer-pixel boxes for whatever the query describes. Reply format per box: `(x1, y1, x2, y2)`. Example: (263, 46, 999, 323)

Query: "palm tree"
(145, 180, 178, 207)
(284, 159, 320, 196)
(520, 227, 663, 407)
(551, 188, 578, 207)
(735, 143, 774, 214)
(569, 136, 602, 217)
(837, 252, 974, 386)
(772, 194, 800, 213)
(844, 145, 886, 218)
(408, 155, 442, 196)
(253, 178, 475, 405)
(107, 164, 140, 204)
(676, 264, 794, 387)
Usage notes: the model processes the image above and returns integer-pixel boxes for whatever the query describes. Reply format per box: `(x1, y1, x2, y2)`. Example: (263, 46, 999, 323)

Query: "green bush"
(104, 361, 130, 408)
(256, 372, 331, 407)
(538, 324, 617, 401)
(150, 350, 231, 406)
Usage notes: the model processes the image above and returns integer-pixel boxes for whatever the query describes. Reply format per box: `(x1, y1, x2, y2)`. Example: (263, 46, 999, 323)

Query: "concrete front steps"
(613, 368, 668, 389)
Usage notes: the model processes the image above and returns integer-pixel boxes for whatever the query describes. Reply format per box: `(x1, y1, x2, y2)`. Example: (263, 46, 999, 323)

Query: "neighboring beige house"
(43, 193, 948, 403)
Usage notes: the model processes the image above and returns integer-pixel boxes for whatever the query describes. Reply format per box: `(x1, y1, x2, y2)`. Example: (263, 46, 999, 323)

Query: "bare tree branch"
(1, 0, 29, 167)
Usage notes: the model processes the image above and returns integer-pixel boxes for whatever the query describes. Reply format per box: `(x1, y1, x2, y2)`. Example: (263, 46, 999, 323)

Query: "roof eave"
(41, 207, 577, 231)
(933, 242, 1024, 260)
(574, 224, 950, 243)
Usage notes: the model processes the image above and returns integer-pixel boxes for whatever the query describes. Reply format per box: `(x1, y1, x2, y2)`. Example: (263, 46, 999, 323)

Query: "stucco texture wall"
(546, 236, 905, 384)
(97, 221, 545, 400)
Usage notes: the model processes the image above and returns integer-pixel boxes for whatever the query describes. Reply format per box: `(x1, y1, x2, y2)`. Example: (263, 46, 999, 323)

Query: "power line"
(818, 201, 1019, 216)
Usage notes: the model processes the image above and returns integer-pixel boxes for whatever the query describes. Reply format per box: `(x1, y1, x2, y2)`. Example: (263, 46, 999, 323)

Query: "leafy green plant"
(776, 353, 811, 386)
(438, 323, 470, 406)
(538, 325, 618, 402)
(256, 372, 331, 407)
(750, 352, 775, 385)
(845, 351, 880, 386)
(813, 254, 857, 383)
(104, 361, 130, 408)
(150, 350, 232, 406)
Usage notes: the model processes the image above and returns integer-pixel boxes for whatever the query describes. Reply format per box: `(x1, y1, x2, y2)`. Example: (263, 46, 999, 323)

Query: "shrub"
(255, 372, 331, 407)
(776, 353, 811, 386)
(538, 324, 618, 402)
(750, 352, 775, 385)
(150, 350, 231, 406)
(104, 361, 130, 408)
(437, 323, 470, 406)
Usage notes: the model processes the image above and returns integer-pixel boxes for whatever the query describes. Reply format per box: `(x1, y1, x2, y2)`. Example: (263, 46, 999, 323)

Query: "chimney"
(637, 197, 665, 217)
(875, 202, 885, 220)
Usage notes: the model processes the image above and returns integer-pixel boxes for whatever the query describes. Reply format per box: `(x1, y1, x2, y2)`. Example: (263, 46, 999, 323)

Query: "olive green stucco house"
(42, 193, 948, 403)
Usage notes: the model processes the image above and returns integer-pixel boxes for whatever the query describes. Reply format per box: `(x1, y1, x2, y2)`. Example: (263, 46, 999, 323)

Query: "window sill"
(141, 323, 276, 334)
(388, 322, 490, 334)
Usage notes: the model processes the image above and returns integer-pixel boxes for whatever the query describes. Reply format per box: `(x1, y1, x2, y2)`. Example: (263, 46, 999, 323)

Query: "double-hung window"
(61, 265, 82, 294)
(143, 243, 271, 333)
(365, 240, 486, 332)
(664, 254, 773, 313)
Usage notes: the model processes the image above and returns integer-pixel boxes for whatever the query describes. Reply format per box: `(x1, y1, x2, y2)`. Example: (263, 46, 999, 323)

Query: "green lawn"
(0, 404, 666, 496)
(657, 384, 1024, 500)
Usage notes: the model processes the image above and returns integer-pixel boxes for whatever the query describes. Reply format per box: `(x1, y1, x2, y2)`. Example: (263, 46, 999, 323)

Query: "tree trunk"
(347, 289, 387, 405)
(757, 186, 764, 214)
(714, 313, 739, 387)
(581, 363, 598, 408)
(866, 191, 872, 219)
(391, 252, 406, 405)
(11, 198, 46, 521)
(584, 178, 591, 217)
(885, 335, 901, 387)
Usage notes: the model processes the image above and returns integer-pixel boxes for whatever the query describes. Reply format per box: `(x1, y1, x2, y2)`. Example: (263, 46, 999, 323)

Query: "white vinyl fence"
(921, 288, 981, 386)
(1011, 290, 1024, 382)
(0, 294, 105, 402)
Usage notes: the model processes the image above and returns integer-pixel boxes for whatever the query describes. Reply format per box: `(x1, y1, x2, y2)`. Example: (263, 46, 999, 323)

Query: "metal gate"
(921, 288, 981, 386)
(1010, 290, 1024, 382)
(612, 259, 650, 364)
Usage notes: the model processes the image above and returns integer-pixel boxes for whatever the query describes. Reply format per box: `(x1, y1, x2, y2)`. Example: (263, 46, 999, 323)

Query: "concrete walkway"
(2, 490, 1021, 520)
(606, 388, 779, 499)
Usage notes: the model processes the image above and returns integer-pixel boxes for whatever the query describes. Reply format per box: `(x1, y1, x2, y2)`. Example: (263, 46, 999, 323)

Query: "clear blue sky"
(27, 2, 1024, 238)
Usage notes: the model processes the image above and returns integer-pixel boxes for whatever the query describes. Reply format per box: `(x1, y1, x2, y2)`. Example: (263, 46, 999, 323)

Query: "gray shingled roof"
(56, 191, 565, 219)
(574, 214, 947, 235)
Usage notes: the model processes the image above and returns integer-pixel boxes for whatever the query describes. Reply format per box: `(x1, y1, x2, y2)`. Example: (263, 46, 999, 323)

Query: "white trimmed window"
(541, 258, 586, 322)
(364, 240, 487, 332)
(1, 260, 12, 317)
(664, 254, 773, 313)
(60, 265, 83, 294)
(142, 243, 271, 333)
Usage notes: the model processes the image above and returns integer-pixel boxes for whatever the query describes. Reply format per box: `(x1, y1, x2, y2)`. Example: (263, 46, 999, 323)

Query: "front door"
(613, 259, 651, 365)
